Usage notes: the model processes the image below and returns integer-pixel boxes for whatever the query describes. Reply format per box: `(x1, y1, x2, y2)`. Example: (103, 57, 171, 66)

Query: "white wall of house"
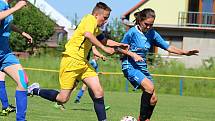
(181, 36, 215, 68)
(129, 0, 188, 26)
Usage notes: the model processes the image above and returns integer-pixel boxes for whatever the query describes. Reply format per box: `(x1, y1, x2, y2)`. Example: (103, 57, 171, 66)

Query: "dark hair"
(92, 2, 112, 14)
(134, 8, 155, 25)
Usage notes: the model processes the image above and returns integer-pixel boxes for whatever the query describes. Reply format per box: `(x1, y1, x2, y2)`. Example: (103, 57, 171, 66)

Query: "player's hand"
(184, 49, 199, 56)
(14, 0, 27, 11)
(99, 55, 107, 61)
(131, 52, 143, 62)
(22, 32, 33, 44)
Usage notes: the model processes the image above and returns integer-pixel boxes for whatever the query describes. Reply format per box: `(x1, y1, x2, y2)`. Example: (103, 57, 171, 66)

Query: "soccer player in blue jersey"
(0, 0, 33, 120)
(120, 8, 199, 121)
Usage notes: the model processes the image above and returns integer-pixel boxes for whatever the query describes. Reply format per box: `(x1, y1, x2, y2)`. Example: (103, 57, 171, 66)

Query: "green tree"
(10, 2, 55, 53)
(107, 18, 126, 42)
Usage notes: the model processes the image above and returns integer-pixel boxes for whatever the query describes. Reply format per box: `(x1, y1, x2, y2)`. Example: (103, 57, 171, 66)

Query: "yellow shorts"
(59, 54, 97, 90)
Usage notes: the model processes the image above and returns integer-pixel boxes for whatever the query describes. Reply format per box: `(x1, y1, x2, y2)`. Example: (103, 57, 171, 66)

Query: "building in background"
(27, 0, 75, 48)
(122, 0, 215, 68)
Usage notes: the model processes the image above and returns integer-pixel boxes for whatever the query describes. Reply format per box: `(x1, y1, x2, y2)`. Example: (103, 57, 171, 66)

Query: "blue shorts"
(122, 67, 153, 89)
(0, 53, 20, 71)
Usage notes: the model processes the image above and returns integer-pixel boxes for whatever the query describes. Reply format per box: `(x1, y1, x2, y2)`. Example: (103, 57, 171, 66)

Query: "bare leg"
(83, 76, 106, 121)
(4, 64, 28, 121)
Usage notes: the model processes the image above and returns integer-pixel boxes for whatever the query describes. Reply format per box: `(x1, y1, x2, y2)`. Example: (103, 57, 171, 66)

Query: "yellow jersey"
(63, 14, 101, 61)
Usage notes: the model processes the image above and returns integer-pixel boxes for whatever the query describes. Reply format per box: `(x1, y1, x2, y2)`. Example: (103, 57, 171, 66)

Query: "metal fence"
(178, 11, 215, 27)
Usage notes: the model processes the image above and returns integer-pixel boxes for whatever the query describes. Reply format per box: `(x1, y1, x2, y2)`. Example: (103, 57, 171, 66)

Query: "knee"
(143, 85, 154, 94)
(148, 85, 154, 93)
(150, 95, 158, 105)
(57, 94, 70, 104)
(93, 88, 104, 98)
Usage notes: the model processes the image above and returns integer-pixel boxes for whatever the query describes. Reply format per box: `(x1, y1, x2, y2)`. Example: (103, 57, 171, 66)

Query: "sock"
(76, 89, 85, 101)
(15, 90, 27, 121)
(0, 81, 9, 109)
(93, 97, 106, 121)
(33, 88, 59, 102)
(139, 91, 153, 121)
(147, 104, 155, 119)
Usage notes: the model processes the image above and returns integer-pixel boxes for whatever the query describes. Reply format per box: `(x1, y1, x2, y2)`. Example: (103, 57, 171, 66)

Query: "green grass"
(18, 55, 215, 97)
(1, 86, 215, 121)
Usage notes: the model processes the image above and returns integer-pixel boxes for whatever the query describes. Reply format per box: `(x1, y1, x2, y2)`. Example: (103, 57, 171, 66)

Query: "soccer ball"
(120, 116, 137, 121)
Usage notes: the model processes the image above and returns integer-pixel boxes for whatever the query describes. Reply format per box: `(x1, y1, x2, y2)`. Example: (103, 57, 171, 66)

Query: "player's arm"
(11, 24, 33, 44)
(153, 30, 199, 56)
(0, 1, 27, 20)
(114, 47, 143, 62)
(92, 46, 107, 61)
(84, 31, 114, 55)
(167, 46, 199, 56)
(101, 38, 129, 50)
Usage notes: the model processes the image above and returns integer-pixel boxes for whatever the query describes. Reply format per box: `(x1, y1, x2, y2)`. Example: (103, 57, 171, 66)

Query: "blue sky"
(46, 0, 141, 21)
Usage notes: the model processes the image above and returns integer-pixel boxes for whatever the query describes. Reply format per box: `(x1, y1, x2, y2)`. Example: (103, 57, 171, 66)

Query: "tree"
(10, 2, 55, 53)
(107, 18, 126, 42)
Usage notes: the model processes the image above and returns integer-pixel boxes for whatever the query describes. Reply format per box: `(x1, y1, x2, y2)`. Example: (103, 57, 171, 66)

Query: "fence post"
(180, 79, 183, 96)
(126, 80, 129, 92)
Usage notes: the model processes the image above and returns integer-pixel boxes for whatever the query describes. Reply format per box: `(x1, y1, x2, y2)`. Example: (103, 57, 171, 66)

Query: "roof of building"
(28, 0, 75, 32)
(122, 0, 148, 18)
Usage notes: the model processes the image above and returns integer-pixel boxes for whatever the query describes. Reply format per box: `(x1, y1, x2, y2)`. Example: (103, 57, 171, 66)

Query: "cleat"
(0, 105, 16, 116)
(27, 83, 40, 96)
(54, 102, 65, 111)
(105, 105, 110, 111)
(74, 99, 80, 104)
(0, 109, 8, 116)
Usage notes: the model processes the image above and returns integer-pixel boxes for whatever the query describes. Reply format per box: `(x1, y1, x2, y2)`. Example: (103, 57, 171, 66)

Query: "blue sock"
(94, 97, 106, 121)
(16, 90, 27, 121)
(76, 89, 85, 101)
(0, 81, 9, 109)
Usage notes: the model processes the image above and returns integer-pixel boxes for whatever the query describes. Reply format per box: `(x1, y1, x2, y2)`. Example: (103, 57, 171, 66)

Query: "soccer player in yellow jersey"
(28, 2, 128, 121)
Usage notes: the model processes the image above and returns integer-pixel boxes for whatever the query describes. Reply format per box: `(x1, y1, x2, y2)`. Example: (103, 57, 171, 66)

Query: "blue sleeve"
(152, 30, 170, 50)
(96, 33, 105, 41)
(121, 31, 132, 44)
(0, 1, 6, 11)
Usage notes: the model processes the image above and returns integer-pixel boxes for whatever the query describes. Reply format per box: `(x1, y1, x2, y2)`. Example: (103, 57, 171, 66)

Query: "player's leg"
(139, 77, 156, 121)
(0, 71, 16, 116)
(0, 72, 9, 111)
(83, 76, 106, 121)
(4, 64, 28, 121)
(74, 83, 87, 103)
(29, 84, 74, 104)
(123, 68, 154, 121)
(147, 91, 157, 119)
(29, 55, 79, 104)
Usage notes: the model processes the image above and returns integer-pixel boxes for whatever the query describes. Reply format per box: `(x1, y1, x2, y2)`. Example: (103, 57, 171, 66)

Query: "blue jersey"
(121, 26, 169, 71)
(0, 0, 13, 55)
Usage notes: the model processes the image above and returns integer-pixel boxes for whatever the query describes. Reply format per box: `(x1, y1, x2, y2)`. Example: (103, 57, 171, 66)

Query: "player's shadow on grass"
(70, 108, 93, 112)
(82, 102, 93, 105)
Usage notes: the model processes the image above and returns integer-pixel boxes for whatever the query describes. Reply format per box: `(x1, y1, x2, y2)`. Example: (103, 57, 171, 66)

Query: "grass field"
(1, 86, 215, 121)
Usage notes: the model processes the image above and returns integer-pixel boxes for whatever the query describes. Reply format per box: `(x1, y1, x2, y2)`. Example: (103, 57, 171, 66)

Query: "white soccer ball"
(120, 116, 137, 121)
